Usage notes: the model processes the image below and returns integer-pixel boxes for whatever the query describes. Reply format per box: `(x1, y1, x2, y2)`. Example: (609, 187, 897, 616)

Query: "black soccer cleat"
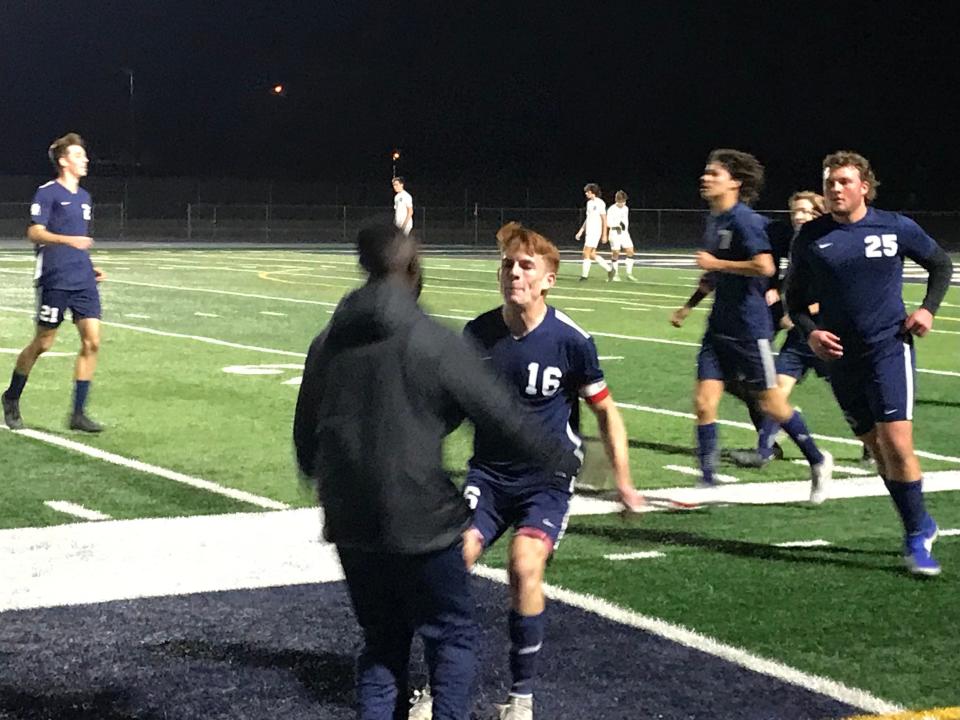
(728, 442, 784, 468)
(2, 392, 24, 430)
(69, 412, 103, 433)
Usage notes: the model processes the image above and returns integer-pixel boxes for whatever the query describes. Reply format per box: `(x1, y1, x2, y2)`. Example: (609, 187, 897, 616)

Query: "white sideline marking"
(664, 464, 740, 484)
(223, 363, 302, 376)
(0, 347, 73, 358)
(472, 565, 901, 714)
(564, 307, 595, 312)
(614, 401, 960, 465)
(603, 551, 666, 561)
(123, 313, 151, 319)
(1, 425, 289, 511)
(619, 306, 651, 312)
(940, 529, 960, 537)
(593, 331, 699, 348)
(101, 279, 339, 307)
(774, 539, 832, 548)
(918, 368, 960, 377)
(791, 459, 872, 476)
(194, 312, 220, 318)
(597, 356, 624, 361)
(106, 321, 306, 358)
(44, 501, 112, 522)
(259, 311, 287, 316)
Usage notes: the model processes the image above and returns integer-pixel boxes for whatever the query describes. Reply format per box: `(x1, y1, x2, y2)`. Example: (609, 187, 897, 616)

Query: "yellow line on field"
(845, 707, 960, 720)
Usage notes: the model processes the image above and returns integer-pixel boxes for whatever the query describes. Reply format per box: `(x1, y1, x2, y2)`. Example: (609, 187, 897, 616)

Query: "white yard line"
(194, 312, 220, 318)
(615, 401, 960, 465)
(259, 311, 287, 316)
(43, 501, 112, 522)
(472, 565, 901, 715)
(791, 459, 872, 476)
(603, 551, 666, 561)
(0, 425, 289, 511)
(98, 279, 339, 307)
(664, 464, 740, 484)
(940, 529, 960, 537)
(774, 540, 832, 548)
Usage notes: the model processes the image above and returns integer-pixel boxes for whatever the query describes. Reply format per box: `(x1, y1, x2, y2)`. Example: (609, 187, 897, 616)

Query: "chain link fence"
(2, 201, 959, 251)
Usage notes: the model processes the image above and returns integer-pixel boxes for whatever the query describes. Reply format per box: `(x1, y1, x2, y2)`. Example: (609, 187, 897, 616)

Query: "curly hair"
(707, 148, 765, 205)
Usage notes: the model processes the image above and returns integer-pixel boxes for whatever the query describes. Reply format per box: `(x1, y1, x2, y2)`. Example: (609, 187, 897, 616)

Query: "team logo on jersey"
(81, 204, 92, 221)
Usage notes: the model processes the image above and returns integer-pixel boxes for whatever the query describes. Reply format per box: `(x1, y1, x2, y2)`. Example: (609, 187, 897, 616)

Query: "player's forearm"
(713, 255, 775, 277)
(27, 225, 79, 246)
(593, 401, 631, 487)
(915, 247, 953, 315)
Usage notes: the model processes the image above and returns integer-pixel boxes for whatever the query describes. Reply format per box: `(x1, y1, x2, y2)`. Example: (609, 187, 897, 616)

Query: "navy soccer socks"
(696, 423, 718, 485)
(781, 411, 823, 465)
(508, 610, 543, 699)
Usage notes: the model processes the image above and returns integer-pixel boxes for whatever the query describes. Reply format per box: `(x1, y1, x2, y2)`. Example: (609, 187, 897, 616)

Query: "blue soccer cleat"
(904, 516, 940, 577)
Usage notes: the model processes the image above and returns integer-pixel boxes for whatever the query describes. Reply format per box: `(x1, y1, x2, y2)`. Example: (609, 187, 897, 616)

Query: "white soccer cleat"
(496, 695, 533, 720)
(408, 687, 433, 720)
(809, 450, 833, 505)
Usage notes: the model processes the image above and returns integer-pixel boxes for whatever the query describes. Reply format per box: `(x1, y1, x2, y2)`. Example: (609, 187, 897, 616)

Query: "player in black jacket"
(294, 226, 580, 720)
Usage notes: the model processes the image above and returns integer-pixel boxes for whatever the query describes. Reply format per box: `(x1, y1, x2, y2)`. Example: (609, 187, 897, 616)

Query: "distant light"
(391, 150, 401, 161)
(272, 84, 284, 95)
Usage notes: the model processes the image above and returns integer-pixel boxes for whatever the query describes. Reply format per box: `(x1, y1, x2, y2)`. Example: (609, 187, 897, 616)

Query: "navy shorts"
(35, 285, 101, 328)
(697, 330, 778, 391)
(828, 334, 916, 436)
(776, 330, 829, 382)
(463, 465, 573, 553)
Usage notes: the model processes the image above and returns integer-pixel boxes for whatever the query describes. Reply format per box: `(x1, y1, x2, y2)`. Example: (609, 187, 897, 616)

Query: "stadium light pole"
(120, 67, 135, 174)
(391, 149, 401, 177)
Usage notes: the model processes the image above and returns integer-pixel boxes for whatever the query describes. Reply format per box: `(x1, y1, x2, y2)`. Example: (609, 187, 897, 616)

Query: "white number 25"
(864, 234, 898, 258)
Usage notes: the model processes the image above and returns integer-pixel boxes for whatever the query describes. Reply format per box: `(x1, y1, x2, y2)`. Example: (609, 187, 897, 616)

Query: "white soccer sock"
(626, 256, 634, 274)
(612, 258, 620, 275)
(595, 255, 611, 271)
(581, 258, 591, 277)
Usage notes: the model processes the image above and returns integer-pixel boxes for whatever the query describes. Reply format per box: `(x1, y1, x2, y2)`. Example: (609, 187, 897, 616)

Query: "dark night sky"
(3, 1, 960, 207)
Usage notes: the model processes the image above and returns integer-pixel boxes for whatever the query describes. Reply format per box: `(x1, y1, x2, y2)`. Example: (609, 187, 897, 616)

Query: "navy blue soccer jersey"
(463, 306, 607, 483)
(30, 180, 96, 290)
(789, 208, 941, 349)
(703, 202, 773, 340)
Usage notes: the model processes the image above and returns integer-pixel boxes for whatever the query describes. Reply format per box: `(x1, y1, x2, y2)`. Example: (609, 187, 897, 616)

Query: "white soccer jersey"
(606, 204, 629, 234)
(584, 197, 606, 242)
(394, 190, 413, 234)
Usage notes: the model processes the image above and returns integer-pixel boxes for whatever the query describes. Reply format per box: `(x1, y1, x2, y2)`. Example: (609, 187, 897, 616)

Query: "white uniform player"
(606, 190, 636, 281)
(575, 183, 612, 281)
(392, 177, 413, 235)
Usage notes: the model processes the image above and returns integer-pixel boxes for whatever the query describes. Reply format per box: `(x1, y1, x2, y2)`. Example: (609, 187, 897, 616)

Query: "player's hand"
(93, 267, 106, 283)
(765, 288, 781, 306)
(695, 251, 719, 271)
(808, 329, 843, 360)
(619, 487, 646, 513)
(71, 236, 94, 250)
(904, 308, 934, 337)
(670, 306, 691, 328)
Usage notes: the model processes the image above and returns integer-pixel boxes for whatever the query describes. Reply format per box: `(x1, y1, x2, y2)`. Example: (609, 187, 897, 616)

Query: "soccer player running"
(693, 149, 832, 502)
(2, 133, 105, 433)
(393, 176, 414, 235)
(786, 151, 954, 576)
(727, 191, 835, 467)
(574, 183, 614, 281)
(466, 222, 640, 719)
(606, 190, 637, 282)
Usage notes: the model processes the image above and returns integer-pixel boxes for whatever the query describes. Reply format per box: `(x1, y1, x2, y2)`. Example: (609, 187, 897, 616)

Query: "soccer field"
(1, 246, 958, 717)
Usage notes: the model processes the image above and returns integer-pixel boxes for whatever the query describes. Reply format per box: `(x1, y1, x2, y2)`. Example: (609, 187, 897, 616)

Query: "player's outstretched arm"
(587, 394, 643, 510)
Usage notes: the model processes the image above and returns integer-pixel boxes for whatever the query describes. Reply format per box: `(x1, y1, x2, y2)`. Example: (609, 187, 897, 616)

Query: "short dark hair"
(48, 132, 84, 172)
(357, 225, 415, 278)
(707, 149, 765, 205)
(392, 176, 405, 185)
(583, 183, 600, 195)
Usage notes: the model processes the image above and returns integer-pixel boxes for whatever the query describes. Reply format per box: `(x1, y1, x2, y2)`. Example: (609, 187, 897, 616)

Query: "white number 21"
(525, 362, 562, 396)
(864, 234, 898, 258)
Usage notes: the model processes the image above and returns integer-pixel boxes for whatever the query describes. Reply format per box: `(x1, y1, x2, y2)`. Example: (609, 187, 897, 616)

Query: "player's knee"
(509, 547, 546, 587)
(81, 336, 100, 355)
(693, 392, 716, 420)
